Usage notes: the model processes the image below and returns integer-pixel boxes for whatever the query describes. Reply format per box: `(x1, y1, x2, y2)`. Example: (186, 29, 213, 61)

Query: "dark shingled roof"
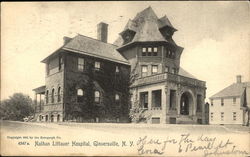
(210, 82, 250, 99)
(114, 7, 178, 47)
(42, 34, 129, 65)
(63, 34, 129, 64)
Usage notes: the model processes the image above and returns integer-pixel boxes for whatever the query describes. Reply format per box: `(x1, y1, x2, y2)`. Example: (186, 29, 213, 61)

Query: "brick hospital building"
(33, 7, 207, 124)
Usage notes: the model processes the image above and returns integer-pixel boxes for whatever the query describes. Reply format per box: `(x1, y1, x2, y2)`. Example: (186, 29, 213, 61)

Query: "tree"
(0, 93, 34, 121)
(129, 99, 151, 123)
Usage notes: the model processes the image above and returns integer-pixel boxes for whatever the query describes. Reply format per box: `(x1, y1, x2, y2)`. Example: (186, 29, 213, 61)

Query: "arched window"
(46, 90, 49, 104)
(115, 94, 120, 101)
(77, 89, 84, 102)
(58, 87, 61, 102)
(51, 88, 55, 103)
(94, 91, 100, 103)
(77, 89, 84, 96)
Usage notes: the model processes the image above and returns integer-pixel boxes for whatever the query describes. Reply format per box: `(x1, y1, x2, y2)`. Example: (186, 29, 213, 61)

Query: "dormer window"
(121, 30, 136, 45)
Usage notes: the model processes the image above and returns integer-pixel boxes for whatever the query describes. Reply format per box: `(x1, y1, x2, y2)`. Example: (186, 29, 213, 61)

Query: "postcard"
(1, 1, 249, 156)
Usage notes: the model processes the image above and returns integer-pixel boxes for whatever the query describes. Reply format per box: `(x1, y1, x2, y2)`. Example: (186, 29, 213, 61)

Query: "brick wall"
(63, 52, 130, 122)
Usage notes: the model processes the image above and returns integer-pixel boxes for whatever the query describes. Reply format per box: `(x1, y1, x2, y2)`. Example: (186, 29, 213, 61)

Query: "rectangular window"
(140, 92, 148, 109)
(95, 61, 101, 70)
(233, 112, 236, 121)
(211, 112, 213, 121)
(221, 98, 224, 106)
(141, 65, 148, 77)
(142, 47, 147, 56)
(153, 47, 158, 56)
(233, 97, 236, 104)
(115, 66, 120, 73)
(211, 99, 213, 106)
(165, 66, 169, 73)
(147, 47, 152, 56)
(152, 65, 158, 74)
(148, 47, 152, 52)
(221, 112, 224, 121)
(143, 93, 148, 108)
(94, 91, 100, 103)
(78, 58, 84, 71)
(152, 117, 160, 124)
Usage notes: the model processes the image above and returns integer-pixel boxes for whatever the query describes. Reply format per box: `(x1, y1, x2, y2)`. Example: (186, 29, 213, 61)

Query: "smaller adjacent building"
(209, 75, 250, 125)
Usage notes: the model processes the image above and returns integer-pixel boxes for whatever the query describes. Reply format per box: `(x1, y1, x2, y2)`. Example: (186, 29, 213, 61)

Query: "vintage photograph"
(1, 1, 249, 156)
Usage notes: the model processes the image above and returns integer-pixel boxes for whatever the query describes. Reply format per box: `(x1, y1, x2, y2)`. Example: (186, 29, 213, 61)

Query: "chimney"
(97, 22, 108, 43)
(63, 36, 72, 45)
(236, 75, 242, 83)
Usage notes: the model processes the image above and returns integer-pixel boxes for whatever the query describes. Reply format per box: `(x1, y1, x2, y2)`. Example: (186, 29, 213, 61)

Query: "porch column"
(165, 85, 170, 114)
(201, 95, 205, 124)
(39, 94, 42, 112)
(162, 86, 167, 123)
(192, 95, 197, 116)
(148, 90, 152, 110)
(177, 92, 181, 116)
(34, 93, 37, 112)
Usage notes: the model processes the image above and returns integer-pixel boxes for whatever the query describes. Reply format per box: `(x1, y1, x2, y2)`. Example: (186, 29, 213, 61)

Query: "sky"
(1, 2, 249, 101)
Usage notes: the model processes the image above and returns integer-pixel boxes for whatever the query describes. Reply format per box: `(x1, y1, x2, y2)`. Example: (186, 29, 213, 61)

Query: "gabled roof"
(210, 82, 250, 99)
(115, 7, 178, 47)
(42, 34, 129, 65)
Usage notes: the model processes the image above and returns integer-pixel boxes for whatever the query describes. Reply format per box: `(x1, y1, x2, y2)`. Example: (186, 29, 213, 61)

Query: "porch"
(135, 73, 206, 124)
(33, 85, 45, 113)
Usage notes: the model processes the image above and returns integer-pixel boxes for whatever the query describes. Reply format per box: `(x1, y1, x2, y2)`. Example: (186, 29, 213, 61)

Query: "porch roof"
(33, 85, 46, 94)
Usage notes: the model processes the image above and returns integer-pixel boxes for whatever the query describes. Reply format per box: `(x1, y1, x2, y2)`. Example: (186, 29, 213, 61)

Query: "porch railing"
(132, 72, 206, 87)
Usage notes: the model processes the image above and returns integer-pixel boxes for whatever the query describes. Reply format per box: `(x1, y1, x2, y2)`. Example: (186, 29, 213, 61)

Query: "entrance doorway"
(51, 115, 54, 122)
(180, 92, 193, 115)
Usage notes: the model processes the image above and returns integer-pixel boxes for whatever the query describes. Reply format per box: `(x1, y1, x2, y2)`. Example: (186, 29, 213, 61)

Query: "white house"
(209, 75, 250, 125)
